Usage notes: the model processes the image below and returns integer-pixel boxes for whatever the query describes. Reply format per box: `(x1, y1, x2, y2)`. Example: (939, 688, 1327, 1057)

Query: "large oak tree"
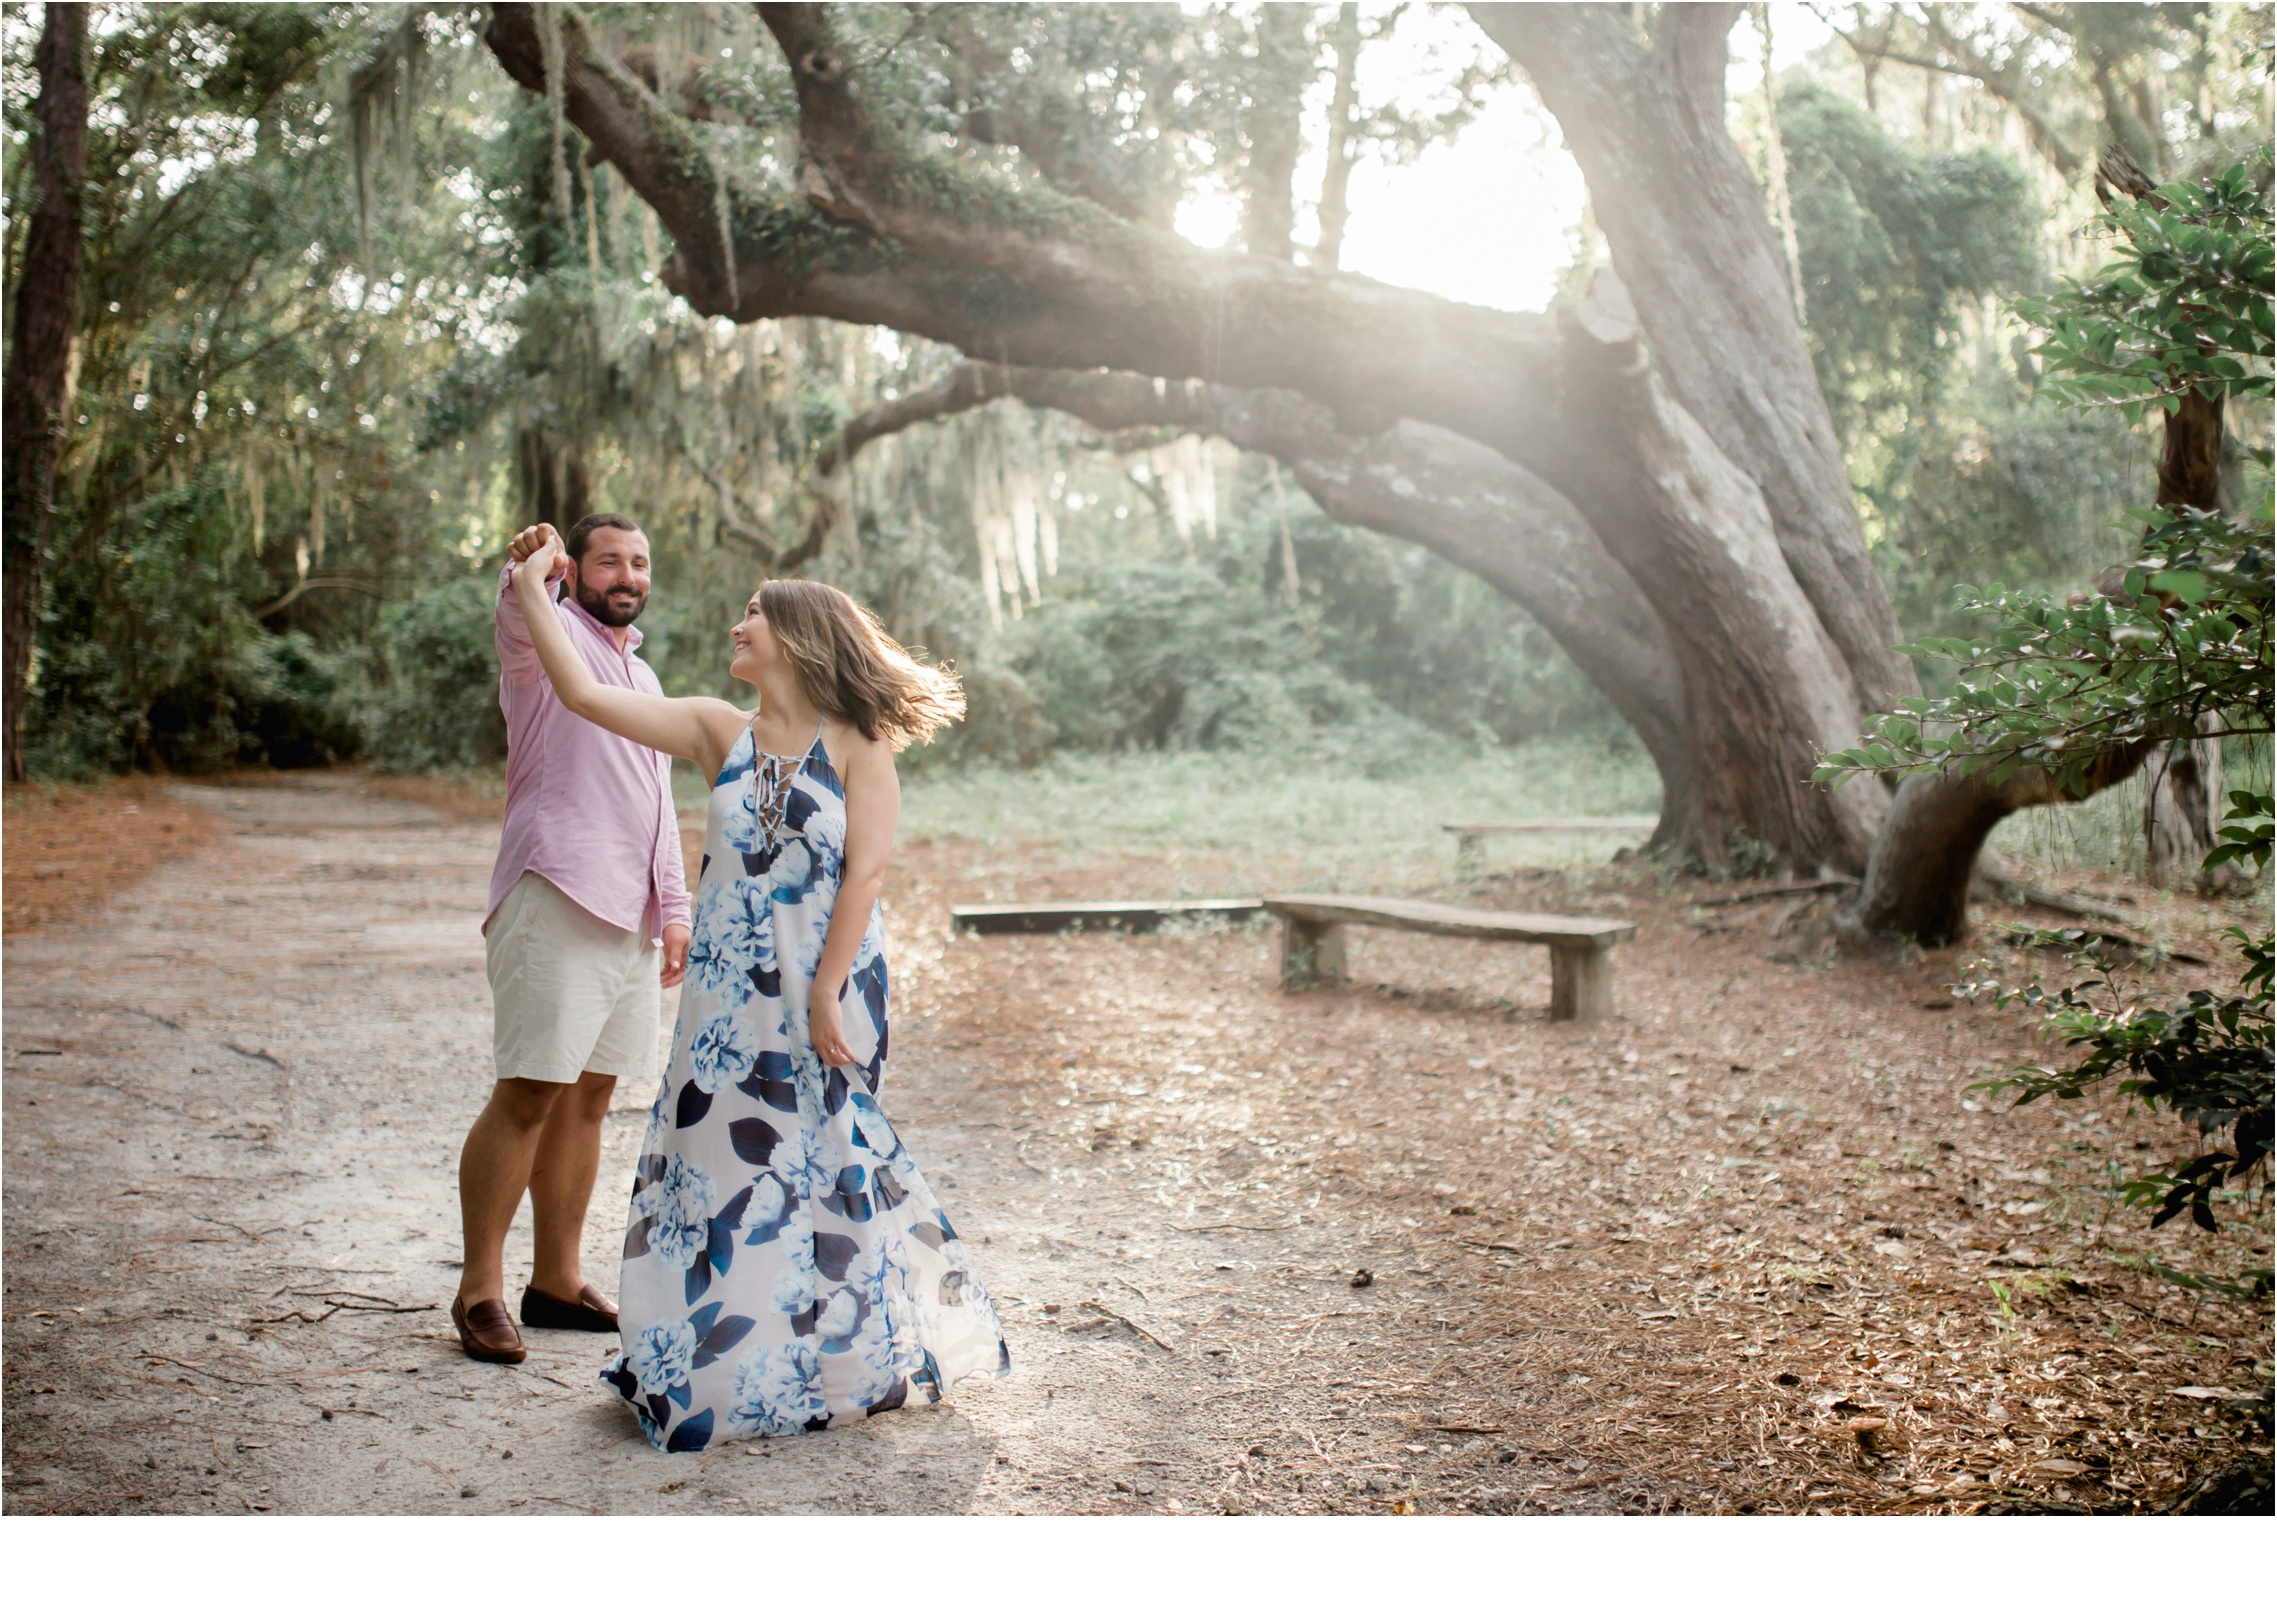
(474, 1, 2151, 935)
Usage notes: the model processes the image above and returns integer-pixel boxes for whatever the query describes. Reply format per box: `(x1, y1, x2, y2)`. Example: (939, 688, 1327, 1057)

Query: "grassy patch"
(897, 733, 1660, 864)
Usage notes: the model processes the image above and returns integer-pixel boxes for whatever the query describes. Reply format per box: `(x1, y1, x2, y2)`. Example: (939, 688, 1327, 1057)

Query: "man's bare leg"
(457, 1077, 565, 1306)
(527, 1069, 618, 1301)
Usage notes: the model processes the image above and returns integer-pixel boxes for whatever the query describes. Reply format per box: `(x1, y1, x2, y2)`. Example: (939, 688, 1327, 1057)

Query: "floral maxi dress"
(602, 724, 1009, 1452)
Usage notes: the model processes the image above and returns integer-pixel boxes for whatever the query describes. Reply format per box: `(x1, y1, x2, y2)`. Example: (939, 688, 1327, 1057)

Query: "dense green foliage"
(1823, 156, 2274, 1257)
(903, 473, 1625, 766)
(1781, 81, 2035, 471)
(1779, 4, 2274, 676)
(6, 4, 509, 773)
(1771, 77, 2141, 662)
(2030, 160, 2277, 421)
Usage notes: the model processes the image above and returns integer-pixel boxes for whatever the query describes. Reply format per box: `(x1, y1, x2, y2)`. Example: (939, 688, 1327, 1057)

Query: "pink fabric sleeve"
(495, 559, 561, 681)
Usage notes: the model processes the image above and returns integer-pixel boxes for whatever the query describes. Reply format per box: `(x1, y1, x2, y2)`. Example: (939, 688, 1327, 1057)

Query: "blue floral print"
(688, 1012, 758, 1096)
(727, 1340, 828, 1437)
(629, 1319, 697, 1397)
(633, 1155, 715, 1272)
(601, 724, 1009, 1451)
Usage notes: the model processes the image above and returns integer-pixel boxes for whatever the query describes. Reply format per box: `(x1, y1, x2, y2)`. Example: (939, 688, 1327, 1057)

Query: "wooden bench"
(951, 899, 1264, 936)
(1445, 817, 1657, 864)
(1260, 893, 1636, 1022)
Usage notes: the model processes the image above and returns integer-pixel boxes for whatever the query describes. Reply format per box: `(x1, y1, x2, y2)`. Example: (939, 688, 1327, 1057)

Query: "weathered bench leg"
(1548, 943, 1615, 1022)
(1280, 917, 1348, 988)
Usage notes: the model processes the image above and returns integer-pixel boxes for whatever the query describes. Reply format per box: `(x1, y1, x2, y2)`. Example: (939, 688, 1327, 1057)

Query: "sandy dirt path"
(5, 773, 2265, 1515)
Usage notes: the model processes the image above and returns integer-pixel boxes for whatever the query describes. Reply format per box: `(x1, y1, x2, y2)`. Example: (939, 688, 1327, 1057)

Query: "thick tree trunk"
(2142, 384, 2231, 891)
(2144, 715, 2237, 894)
(1549, 278, 1882, 869)
(1, 4, 89, 783)
(2126, 150, 2230, 892)
(2157, 386, 2224, 511)
(1467, 4, 1916, 719)
(1850, 746, 2154, 946)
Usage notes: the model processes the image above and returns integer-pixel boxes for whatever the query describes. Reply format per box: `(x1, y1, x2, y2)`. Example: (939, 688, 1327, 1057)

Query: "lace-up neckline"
(748, 719, 824, 851)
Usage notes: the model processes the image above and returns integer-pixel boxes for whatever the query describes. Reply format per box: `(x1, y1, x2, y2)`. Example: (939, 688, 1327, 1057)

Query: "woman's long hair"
(758, 578, 964, 751)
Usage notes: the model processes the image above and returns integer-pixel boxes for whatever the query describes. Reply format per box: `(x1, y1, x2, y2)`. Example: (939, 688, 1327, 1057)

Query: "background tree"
(3, 0, 87, 782)
(1840, 145, 2273, 941)
(1824, 155, 2269, 1250)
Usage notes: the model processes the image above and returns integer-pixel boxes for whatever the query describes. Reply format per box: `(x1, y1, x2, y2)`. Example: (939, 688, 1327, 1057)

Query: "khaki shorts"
(486, 872, 661, 1085)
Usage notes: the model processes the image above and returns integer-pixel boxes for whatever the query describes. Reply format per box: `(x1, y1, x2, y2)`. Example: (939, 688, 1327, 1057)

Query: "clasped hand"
(510, 522, 570, 582)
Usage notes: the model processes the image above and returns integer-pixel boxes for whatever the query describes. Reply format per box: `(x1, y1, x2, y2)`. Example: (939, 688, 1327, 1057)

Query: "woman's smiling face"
(729, 592, 780, 685)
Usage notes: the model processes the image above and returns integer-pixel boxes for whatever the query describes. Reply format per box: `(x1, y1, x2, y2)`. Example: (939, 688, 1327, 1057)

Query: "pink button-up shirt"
(486, 561, 691, 944)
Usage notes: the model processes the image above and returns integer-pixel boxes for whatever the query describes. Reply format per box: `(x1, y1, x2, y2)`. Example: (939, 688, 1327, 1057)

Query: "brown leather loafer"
(520, 1282, 619, 1333)
(452, 1295, 527, 1364)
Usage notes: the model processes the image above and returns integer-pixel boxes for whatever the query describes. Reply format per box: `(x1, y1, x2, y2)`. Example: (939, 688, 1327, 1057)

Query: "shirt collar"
(560, 587, 643, 654)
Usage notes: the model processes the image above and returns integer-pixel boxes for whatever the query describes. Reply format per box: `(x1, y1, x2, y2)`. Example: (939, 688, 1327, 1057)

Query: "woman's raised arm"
(511, 531, 743, 776)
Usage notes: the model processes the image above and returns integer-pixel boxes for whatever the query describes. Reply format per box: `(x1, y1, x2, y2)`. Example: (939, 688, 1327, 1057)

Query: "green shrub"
(364, 571, 508, 772)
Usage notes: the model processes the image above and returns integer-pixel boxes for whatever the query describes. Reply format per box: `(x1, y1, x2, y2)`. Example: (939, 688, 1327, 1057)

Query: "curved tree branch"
(694, 462, 799, 566)
(1822, 10, 2084, 178)
(477, 2, 1916, 870)
(253, 574, 387, 619)
(490, 3, 1570, 456)
(809, 359, 1696, 837)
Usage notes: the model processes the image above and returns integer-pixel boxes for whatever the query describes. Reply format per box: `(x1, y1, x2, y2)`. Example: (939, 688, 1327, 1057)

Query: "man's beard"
(574, 578, 648, 629)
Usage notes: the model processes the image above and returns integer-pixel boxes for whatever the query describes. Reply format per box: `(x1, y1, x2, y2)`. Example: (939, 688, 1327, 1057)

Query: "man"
(451, 513, 692, 1364)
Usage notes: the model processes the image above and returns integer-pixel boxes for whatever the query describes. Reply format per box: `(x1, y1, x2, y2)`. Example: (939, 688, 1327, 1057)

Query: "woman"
(508, 526, 1009, 1452)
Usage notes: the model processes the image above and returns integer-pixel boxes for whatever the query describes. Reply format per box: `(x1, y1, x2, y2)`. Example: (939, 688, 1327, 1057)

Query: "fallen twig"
(142, 1353, 265, 1387)
(189, 1214, 281, 1244)
(514, 1495, 605, 1516)
(1172, 1220, 1299, 1233)
(1080, 1299, 1177, 1353)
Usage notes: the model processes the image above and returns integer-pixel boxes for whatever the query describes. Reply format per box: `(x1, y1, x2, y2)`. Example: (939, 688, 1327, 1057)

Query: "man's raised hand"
(510, 522, 569, 581)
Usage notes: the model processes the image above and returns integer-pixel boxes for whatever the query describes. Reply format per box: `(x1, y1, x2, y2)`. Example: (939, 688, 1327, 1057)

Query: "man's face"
(568, 528, 651, 628)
